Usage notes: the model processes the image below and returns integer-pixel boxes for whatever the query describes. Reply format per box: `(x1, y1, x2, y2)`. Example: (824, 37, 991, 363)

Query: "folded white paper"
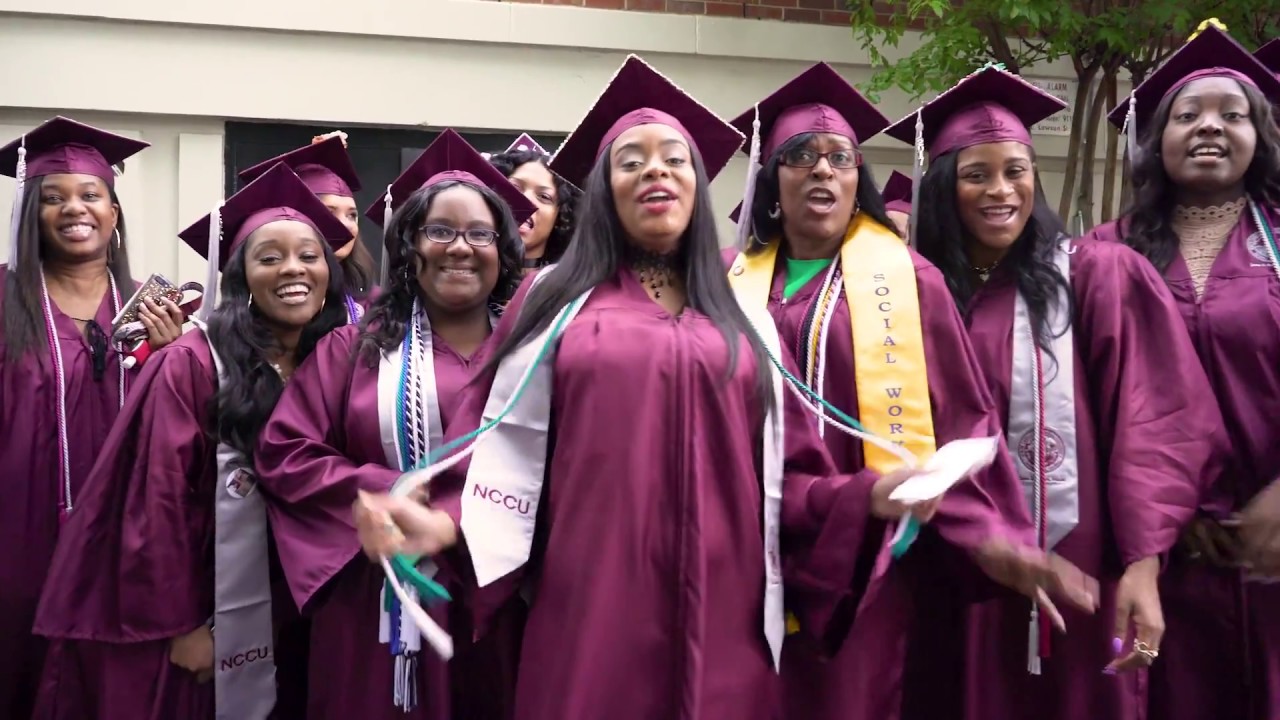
(888, 436, 1000, 504)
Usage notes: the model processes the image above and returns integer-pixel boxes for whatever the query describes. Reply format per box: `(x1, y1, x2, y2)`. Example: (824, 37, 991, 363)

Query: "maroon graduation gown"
(0, 267, 137, 720)
(431, 270, 887, 720)
(907, 239, 1220, 720)
(749, 249, 1035, 720)
(256, 323, 481, 720)
(1088, 212, 1279, 720)
(30, 330, 218, 720)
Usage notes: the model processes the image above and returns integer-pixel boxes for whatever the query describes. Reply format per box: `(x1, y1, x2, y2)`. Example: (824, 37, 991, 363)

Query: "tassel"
(7, 141, 26, 269)
(1027, 604, 1042, 675)
(1123, 91, 1138, 166)
(380, 186, 393, 287)
(196, 202, 224, 323)
(907, 109, 925, 249)
(735, 104, 762, 251)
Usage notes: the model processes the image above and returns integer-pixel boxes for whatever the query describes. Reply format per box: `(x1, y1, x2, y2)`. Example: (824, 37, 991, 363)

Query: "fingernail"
(1112, 637, 1123, 655)
(1102, 667, 1116, 676)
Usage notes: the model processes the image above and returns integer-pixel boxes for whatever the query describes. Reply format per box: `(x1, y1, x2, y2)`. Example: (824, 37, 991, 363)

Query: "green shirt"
(783, 257, 834, 299)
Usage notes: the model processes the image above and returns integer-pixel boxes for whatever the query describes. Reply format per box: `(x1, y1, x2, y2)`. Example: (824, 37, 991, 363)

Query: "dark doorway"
(223, 122, 563, 269)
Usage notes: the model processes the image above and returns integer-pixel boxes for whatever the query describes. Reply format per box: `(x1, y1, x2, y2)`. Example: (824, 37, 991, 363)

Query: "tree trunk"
(1057, 60, 1100, 220)
(1101, 67, 1120, 221)
(1075, 68, 1109, 232)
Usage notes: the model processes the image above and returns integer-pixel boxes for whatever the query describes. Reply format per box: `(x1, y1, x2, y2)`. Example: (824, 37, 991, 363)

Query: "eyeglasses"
(780, 147, 862, 170)
(418, 224, 499, 247)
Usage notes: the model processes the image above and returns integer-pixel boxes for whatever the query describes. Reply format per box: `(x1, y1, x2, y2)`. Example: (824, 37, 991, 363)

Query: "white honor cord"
(379, 556, 454, 660)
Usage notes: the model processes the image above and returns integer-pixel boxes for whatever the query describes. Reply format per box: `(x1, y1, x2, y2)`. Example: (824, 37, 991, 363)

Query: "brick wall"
(497, 0, 903, 27)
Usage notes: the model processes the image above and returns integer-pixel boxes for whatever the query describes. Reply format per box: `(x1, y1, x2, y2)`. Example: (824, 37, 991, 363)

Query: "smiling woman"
(899, 63, 1224, 720)
(31, 162, 351, 720)
(1084, 23, 1280, 720)
(252, 129, 529, 720)
(0, 116, 193, 720)
(488, 140, 580, 274)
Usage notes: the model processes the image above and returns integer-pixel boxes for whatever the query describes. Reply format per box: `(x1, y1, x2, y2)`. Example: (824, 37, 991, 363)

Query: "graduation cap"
(726, 62, 890, 249)
(504, 133, 549, 156)
(883, 64, 1065, 247)
(1257, 39, 1280, 75)
(881, 171, 912, 214)
(1105, 21, 1280, 149)
(364, 128, 536, 230)
(1, 116, 151, 267)
(178, 163, 352, 321)
(548, 54, 745, 189)
(237, 132, 362, 198)
(884, 65, 1065, 157)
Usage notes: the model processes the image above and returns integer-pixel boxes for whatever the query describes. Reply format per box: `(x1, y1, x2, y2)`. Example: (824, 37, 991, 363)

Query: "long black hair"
(357, 181, 524, 365)
(3, 181, 133, 360)
(747, 132, 897, 251)
(482, 145, 774, 398)
(489, 148, 581, 264)
(341, 238, 377, 299)
(206, 237, 348, 464)
(1122, 79, 1280, 272)
(915, 150, 1073, 356)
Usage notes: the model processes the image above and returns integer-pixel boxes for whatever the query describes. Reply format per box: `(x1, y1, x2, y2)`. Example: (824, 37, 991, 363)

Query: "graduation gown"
(742, 247, 1035, 720)
(1088, 212, 1279, 720)
(0, 267, 136, 720)
(906, 239, 1220, 720)
(256, 323, 482, 720)
(30, 331, 219, 720)
(431, 270, 889, 720)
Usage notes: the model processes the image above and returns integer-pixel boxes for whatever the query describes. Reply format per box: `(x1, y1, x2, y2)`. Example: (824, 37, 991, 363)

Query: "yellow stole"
(728, 213, 937, 475)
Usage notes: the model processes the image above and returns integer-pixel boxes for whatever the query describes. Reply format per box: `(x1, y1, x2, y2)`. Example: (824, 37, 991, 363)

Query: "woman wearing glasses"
(724, 64, 1045, 720)
(0, 117, 185, 720)
(254, 130, 529, 720)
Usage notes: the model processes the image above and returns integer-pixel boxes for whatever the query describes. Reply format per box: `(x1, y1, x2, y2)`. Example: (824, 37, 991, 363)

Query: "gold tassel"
(1188, 17, 1227, 41)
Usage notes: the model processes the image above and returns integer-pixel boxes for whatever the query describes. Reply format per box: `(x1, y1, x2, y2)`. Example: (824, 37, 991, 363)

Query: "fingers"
(909, 497, 942, 523)
(353, 491, 406, 559)
(161, 297, 186, 325)
(1193, 521, 1229, 566)
(1047, 554, 1100, 614)
(1035, 588, 1066, 633)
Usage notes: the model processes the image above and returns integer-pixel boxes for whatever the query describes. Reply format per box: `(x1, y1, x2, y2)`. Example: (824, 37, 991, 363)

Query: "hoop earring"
(247, 294, 254, 309)
(768, 203, 781, 220)
(113, 227, 122, 250)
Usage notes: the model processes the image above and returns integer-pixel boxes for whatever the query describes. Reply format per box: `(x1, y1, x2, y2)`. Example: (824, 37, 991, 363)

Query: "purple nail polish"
(1103, 667, 1116, 676)
(1111, 637, 1123, 655)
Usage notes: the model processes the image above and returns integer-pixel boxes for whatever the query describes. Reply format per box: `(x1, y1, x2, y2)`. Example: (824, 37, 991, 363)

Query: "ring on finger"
(1133, 640, 1159, 661)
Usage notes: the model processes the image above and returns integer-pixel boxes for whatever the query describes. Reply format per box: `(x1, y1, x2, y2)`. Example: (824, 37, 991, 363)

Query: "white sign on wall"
(1026, 78, 1075, 136)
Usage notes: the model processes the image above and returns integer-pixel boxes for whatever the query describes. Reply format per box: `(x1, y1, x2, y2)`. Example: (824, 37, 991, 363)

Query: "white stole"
(1007, 239, 1078, 674)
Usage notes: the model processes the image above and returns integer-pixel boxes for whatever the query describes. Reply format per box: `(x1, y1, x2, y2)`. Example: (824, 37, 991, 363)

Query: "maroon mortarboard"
(881, 171, 912, 214)
(1106, 23, 1280, 136)
(364, 128, 536, 229)
(1257, 39, 1280, 75)
(730, 62, 890, 162)
(884, 65, 1066, 157)
(0, 116, 149, 187)
(729, 201, 743, 225)
(238, 132, 361, 198)
(505, 133, 549, 155)
(548, 55, 745, 188)
(179, 163, 352, 320)
(3, 116, 150, 267)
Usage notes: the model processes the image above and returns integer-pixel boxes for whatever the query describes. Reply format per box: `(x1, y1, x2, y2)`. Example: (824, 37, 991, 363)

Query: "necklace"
(627, 246, 680, 298)
(269, 361, 289, 383)
(972, 258, 1001, 282)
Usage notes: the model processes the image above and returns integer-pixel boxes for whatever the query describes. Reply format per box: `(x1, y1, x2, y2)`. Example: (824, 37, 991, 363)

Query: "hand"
(169, 624, 214, 679)
(1178, 516, 1242, 568)
(353, 490, 458, 560)
(870, 467, 942, 522)
(1105, 555, 1163, 673)
(973, 539, 1100, 632)
(1240, 480, 1280, 577)
(139, 297, 186, 350)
